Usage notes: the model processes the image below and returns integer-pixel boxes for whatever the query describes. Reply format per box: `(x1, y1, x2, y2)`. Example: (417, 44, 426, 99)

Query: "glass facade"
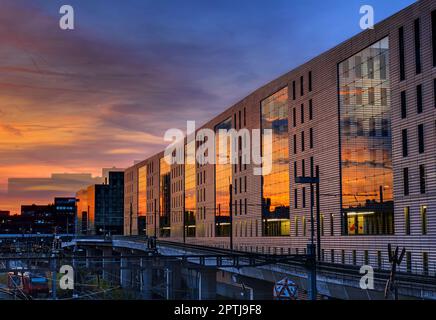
(339, 37, 394, 235)
(184, 142, 196, 237)
(138, 165, 147, 235)
(159, 156, 171, 237)
(261, 87, 290, 236)
(215, 117, 232, 237)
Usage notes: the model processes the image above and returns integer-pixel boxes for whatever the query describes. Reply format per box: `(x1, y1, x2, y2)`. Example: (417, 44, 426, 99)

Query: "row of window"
(400, 81, 435, 119)
(401, 124, 425, 157)
(404, 205, 427, 236)
(400, 12, 436, 81)
(403, 165, 427, 196)
(292, 71, 313, 100)
(292, 129, 314, 154)
(292, 99, 314, 126)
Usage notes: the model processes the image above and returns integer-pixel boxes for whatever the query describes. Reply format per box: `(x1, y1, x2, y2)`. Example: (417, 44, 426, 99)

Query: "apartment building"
(124, 0, 436, 275)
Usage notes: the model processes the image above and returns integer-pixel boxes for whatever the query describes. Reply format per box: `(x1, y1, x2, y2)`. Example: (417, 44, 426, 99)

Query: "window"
(309, 128, 314, 149)
(339, 38, 393, 236)
(419, 165, 426, 194)
(364, 250, 369, 265)
(309, 71, 312, 92)
(292, 81, 296, 100)
(300, 76, 304, 96)
(302, 187, 306, 208)
(432, 10, 436, 67)
(401, 91, 407, 119)
(293, 134, 297, 154)
(423, 252, 429, 275)
(381, 88, 388, 106)
(302, 159, 306, 177)
(368, 87, 375, 105)
(330, 213, 334, 236)
(331, 250, 335, 263)
(302, 216, 306, 236)
(301, 131, 305, 152)
(294, 161, 297, 178)
(414, 19, 421, 74)
(421, 205, 427, 235)
(320, 214, 325, 236)
(341, 250, 345, 264)
(352, 250, 356, 265)
(310, 157, 314, 178)
(404, 207, 410, 235)
(301, 104, 304, 124)
(403, 168, 409, 196)
(417, 85, 423, 114)
(406, 252, 412, 273)
(377, 251, 382, 269)
(402, 129, 408, 157)
(399, 26, 405, 81)
(295, 217, 299, 236)
(293, 108, 296, 127)
(418, 124, 424, 154)
(309, 99, 313, 120)
(294, 189, 298, 209)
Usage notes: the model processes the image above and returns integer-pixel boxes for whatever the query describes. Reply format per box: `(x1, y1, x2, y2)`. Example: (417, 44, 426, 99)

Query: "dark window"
(293, 134, 297, 154)
(423, 252, 429, 275)
(404, 207, 410, 235)
(399, 26, 406, 81)
(294, 189, 298, 209)
(401, 91, 407, 119)
(244, 108, 246, 126)
(418, 124, 424, 154)
(419, 165, 426, 194)
(310, 156, 314, 178)
(355, 56, 362, 78)
(434, 79, 436, 108)
(308, 71, 312, 92)
(406, 252, 411, 273)
(292, 81, 296, 100)
(403, 168, 409, 196)
(414, 19, 422, 74)
(402, 129, 408, 157)
(301, 104, 304, 124)
(309, 128, 314, 149)
(432, 10, 436, 67)
(293, 108, 296, 127)
(421, 206, 427, 236)
(300, 76, 304, 96)
(302, 159, 306, 177)
(367, 57, 374, 79)
(301, 131, 305, 152)
(417, 85, 423, 114)
(294, 161, 297, 178)
(330, 213, 334, 236)
(302, 187, 306, 208)
(309, 99, 313, 120)
(380, 54, 387, 80)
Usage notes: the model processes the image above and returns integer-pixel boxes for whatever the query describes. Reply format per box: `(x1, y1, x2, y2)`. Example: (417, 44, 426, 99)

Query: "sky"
(0, 0, 416, 213)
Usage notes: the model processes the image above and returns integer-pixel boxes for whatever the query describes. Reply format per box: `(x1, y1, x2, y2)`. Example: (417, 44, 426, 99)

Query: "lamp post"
(295, 175, 320, 301)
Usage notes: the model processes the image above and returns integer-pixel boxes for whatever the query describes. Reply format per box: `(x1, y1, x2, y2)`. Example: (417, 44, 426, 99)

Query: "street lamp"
(295, 173, 320, 301)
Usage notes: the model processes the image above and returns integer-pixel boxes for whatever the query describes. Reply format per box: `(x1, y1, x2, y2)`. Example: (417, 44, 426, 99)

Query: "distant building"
(0, 211, 10, 217)
(54, 197, 77, 234)
(78, 171, 124, 235)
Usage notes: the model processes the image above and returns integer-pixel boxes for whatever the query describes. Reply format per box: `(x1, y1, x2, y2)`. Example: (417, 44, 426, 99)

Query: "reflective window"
(159, 156, 171, 237)
(261, 87, 290, 236)
(215, 117, 232, 237)
(339, 38, 394, 235)
(138, 165, 147, 235)
(185, 141, 196, 237)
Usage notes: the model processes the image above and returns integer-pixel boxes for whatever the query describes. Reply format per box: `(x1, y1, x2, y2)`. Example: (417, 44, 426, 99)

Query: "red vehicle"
(8, 272, 49, 297)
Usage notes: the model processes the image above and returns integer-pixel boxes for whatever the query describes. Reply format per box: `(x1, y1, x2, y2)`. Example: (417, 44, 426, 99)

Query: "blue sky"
(0, 0, 416, 212)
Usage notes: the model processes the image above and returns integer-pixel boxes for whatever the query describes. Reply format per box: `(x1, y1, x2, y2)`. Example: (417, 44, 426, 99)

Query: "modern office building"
(124, 0, 436, 275)
(78, 171, 125, 235)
